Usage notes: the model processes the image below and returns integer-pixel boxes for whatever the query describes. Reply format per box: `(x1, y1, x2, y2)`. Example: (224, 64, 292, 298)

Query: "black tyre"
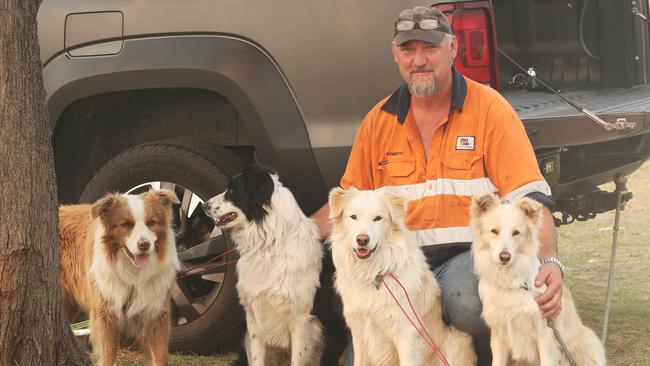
(80, 142, 245, 353)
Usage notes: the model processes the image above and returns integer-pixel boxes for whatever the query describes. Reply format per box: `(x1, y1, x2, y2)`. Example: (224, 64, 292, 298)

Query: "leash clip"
(374, 274, 384, 289)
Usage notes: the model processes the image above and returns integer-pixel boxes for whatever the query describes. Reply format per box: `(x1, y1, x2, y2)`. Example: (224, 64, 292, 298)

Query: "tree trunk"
(0, 1, 92, 365)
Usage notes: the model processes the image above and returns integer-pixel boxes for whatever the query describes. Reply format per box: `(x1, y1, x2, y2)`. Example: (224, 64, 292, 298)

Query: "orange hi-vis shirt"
(341, 68, 552, 251)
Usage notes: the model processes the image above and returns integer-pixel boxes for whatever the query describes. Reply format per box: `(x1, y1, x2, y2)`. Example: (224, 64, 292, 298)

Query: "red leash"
(177, 248, 238, 278)
(381, 273, 451, 366)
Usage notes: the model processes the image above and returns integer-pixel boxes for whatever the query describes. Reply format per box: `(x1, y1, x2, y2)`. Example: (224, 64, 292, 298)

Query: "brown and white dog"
(59, 190, 180, 366)
(470, 194, 606, 366)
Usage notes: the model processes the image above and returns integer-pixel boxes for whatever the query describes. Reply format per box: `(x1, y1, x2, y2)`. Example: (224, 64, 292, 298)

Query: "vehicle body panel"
(44, 35, 331, 214)
(39, 0, 435, 148)
(38, 0, 650, 211)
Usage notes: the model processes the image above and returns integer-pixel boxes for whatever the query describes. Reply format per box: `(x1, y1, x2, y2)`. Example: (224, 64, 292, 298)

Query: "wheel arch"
(45, 35, 327, 213)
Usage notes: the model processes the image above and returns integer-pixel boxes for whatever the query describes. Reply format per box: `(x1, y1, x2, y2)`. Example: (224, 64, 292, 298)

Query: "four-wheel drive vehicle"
(38, 0, 650, 352)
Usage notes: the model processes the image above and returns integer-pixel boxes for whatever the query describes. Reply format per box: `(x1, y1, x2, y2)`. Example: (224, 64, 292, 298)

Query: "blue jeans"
(344, 250, 491, 365)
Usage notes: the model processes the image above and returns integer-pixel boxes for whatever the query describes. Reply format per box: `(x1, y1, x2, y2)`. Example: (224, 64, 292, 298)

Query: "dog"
(202, 165, 347, 366)
(470, 193, 606, 366)
(328, 187, 477, 366)
(59, 189, 180, 366)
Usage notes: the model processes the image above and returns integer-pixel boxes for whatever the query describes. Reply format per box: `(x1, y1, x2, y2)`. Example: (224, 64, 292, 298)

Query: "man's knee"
(442, 287, 487, 336)
(434, 251, 489, 337)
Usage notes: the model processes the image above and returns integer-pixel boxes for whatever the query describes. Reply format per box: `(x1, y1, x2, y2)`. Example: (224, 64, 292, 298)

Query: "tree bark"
(0, 1, 92, 365)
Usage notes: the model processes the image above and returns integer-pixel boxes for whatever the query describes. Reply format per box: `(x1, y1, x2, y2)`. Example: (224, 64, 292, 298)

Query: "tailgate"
(502, 86, 650, 149)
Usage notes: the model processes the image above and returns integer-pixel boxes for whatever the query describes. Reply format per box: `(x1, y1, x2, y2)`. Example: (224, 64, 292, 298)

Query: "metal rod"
(497, 48, 636, 132)
(601, 174, 627, 345)
(632, 7, 649, 23)
(497, 49, 581, 109)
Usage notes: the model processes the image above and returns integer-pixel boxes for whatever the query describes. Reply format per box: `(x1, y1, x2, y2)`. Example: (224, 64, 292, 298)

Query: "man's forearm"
(538, 206, 558, 259)
(534, 205, 563, 319)
(311, 204, 331, 241)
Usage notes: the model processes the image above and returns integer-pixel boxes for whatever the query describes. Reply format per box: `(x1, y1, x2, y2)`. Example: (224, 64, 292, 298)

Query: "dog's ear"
(514, 197, 543, 225)
(382, 190, 407, 223)
(91, 194, 120, 218)
(148, 189, 180, 207)
(328, 187, 353, 223)
(471, 193, 499, 219)
(246, 172, 274, 223)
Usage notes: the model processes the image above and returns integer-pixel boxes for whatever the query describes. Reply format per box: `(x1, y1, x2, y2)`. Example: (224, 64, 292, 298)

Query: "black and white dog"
(203, 165, 347, 366)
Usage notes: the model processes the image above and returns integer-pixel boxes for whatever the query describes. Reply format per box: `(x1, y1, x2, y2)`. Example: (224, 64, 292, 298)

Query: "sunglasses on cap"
(395, 19, 443, 32)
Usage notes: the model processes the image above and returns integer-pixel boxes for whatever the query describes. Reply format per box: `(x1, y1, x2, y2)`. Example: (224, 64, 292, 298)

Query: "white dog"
(203, 166, 325, 366)
(329, 187, 477, 366)
(470, 193, 606, 366)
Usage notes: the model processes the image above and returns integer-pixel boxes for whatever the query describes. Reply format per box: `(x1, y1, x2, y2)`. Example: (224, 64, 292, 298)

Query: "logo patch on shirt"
(456, 136, 475, 150)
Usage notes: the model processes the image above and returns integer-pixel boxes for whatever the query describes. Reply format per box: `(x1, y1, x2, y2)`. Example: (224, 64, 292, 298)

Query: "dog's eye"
(373, 216, 382, 222)
(147, 220, 159, 226)
(512, 230, 520, 236)
(350, 215, 357, 220)
(120, 222, 134, 228)
(490, 228, 499, 235)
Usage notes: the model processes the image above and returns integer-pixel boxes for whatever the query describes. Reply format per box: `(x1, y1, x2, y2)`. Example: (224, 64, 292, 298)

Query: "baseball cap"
(393, 6, 453, 46)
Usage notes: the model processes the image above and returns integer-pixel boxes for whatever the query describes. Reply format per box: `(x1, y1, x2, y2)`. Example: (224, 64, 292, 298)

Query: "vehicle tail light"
(436, 1, 500, 90)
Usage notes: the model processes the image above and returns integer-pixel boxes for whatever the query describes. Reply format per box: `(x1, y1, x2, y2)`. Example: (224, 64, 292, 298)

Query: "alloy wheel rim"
(126, 181, 234, 326)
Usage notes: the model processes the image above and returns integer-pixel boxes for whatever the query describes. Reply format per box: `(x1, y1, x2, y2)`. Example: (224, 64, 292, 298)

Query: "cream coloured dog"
(470, 193, 606, 366)
(329, 187, 476, 366)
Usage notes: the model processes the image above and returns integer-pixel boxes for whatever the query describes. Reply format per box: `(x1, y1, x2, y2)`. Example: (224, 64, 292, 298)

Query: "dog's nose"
(202, 202, 211, 214)
(499, 251, 511, 263)
(138, 239, 151, 251)
(356, 234, 369, 247)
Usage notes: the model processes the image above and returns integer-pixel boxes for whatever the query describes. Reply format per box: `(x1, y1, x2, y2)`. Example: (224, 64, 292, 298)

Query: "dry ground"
(114, 162, 650, 365)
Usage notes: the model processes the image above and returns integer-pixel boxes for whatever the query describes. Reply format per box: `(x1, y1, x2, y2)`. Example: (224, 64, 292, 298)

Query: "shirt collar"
(380, 66, 467, 125)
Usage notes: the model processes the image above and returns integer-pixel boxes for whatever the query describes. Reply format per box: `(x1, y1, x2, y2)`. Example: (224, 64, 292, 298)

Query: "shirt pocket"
(440, 152, 488, 210)
(440, 152, 484, 180)
(382, 159, 416, 177)
(378, 159, 417, 202)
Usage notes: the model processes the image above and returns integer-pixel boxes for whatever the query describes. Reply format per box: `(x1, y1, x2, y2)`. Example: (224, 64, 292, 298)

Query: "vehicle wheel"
(79, 142, 245, 353)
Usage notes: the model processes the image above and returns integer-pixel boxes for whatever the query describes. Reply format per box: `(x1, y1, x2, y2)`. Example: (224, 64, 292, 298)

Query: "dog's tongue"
(356, 248, 369, 257)
(135, 254, 149, 268)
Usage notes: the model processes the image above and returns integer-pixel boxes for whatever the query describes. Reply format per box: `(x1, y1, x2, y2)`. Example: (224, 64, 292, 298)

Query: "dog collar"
(374, 274, 384, 289)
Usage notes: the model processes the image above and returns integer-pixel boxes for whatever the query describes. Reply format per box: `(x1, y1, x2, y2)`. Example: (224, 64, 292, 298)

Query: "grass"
(114, 162, 650, 365)
(559, 161, 650, 365)
(114, 350, 236, 366)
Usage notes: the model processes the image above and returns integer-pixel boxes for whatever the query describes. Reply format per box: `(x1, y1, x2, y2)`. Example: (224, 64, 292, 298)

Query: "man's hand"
(534, 262, 563, 319)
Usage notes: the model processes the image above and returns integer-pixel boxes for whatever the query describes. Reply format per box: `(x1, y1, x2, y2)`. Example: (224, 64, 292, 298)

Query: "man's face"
(391, 37, 457, 97)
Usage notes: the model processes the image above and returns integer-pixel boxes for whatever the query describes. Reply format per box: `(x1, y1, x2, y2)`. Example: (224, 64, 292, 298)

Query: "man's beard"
(407, 68, 439, 97)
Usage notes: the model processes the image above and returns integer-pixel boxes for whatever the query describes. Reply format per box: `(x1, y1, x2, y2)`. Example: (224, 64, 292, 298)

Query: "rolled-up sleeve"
(483, 97, 554, 209)
(340, 111, 376, 190)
